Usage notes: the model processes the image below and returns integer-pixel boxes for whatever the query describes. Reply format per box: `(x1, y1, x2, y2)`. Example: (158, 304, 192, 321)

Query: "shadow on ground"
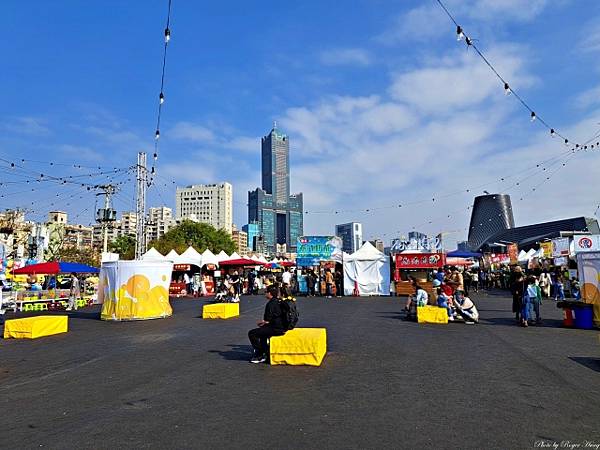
(209, 344, 253, 361)
(569, 357, 600, 373)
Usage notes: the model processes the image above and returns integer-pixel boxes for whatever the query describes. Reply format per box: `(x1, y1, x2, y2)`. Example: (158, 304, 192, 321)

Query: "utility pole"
(135, 152, 147, 260)
(96, 185, 117, 254)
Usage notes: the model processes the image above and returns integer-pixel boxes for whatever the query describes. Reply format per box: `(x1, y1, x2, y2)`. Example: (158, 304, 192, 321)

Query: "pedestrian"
(449, 267, 465, 303)
(231, 271, 241, 302)
(554, 274, 565, 301)
(334, 270, 343, 297)
(511, 270, 525, 324)
(471, 270, 479, 293)
(306, 270, 315, 297)
(247, 269, 256, 295)
(66, 273, 80, 311)
(184, 272, 192, 296)
(539, 270, 551, 298)
(247, 285, 287, 364)
(282, 268, 292, 287)
(324, 269, 334, 298)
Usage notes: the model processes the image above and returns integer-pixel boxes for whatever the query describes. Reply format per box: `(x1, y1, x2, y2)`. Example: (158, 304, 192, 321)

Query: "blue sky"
(3, 0, 600, 248)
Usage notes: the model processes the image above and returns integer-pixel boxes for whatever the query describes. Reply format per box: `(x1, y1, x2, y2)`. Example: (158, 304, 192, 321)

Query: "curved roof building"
(467, 194, 515, 251)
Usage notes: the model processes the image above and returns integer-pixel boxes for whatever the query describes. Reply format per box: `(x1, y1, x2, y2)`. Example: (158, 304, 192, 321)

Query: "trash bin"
(573, 304, 594, 330)
(557, 301, 575, 327)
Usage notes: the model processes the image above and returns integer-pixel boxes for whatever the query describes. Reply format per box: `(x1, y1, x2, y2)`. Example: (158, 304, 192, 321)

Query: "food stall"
(394, 253, 446, 296)
(296, 236, 343, 296)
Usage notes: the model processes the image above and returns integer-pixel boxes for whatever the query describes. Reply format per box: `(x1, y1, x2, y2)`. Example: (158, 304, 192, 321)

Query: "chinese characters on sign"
(395, 253, 446, 269)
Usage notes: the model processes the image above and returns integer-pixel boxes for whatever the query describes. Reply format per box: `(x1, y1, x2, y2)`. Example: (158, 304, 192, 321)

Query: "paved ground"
(1, 291, 599, 450)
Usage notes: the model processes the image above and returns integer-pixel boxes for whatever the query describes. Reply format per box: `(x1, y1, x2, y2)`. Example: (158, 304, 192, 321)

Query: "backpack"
(279, 297, 299, 330)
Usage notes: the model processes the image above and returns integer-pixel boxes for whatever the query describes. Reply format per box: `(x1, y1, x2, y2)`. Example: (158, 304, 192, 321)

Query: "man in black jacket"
(248, 285, 287, 363)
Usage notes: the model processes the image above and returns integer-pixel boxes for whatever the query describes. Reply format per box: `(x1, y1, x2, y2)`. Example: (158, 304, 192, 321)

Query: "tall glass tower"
(249, 122, 303, 254)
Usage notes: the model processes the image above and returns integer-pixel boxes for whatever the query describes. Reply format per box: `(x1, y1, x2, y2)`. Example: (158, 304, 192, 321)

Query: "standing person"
(183, 272, 192, 296)
(471, 270, 479, 293)
(247, 285, 287, 364)
(231, 271, 241, 302)
(247, 269, 256, 295)
(511, 271, 526, 324)
(334, 270, 343, 297)
(306, 270, 315, 297)
(324, 269, 334, 298)
(479, 270, 486, 290)
(554, 273, 565, 301)
(530, 276, 543, 325)
(539, 271, 551, 298)
(449, 268, 465, 303)
(66, 273, 80, 311)
(281, 268, 292, 288)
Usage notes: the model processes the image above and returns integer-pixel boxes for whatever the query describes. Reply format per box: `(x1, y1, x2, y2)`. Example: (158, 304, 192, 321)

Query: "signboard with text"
(296, 236, 343, 267)
(552, 237, 570, 257)
(573, 235, 600, 253)
(395, 253, 445, 269)
(540, 242, 553, 258)
(507, 244, 519, 265)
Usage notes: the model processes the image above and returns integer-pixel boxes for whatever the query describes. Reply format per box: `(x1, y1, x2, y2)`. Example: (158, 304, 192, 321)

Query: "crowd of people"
(405, 266, 480, 324)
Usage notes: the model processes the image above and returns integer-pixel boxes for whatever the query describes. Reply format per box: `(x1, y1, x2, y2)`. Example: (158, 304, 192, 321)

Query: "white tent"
(228, 252, 242, 260)
(200, 249, 219, 266)
(142, 247, 165, 261)
(343, 242, 390, 296)
(216, 251, 230, 263)
(165, 249, 179, 261)
(258, 255, 268, 264)
(175, 246, 203, 267)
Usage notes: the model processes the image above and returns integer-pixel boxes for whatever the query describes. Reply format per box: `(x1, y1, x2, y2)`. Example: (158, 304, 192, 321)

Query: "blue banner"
(296, 236, 343, 267)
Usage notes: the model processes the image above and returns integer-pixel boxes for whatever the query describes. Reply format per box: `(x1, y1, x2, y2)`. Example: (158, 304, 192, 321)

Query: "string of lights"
(435, 0, 579, 147)
(149, 0, 173, 183)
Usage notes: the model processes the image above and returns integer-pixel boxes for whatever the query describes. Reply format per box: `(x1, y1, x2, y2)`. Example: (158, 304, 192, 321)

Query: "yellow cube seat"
(202, 303, 239, 319)
(3, 315, 69, 339)
(417, 305, 449, 324)
(270, 328, 327, 366)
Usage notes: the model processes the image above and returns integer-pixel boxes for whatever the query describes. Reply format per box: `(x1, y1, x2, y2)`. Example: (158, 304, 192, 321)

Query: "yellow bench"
(3, 315, 69, 339)
(270, 328, 327, 366)
(202, 303, 239, 319)
(417, 306, 449, 324)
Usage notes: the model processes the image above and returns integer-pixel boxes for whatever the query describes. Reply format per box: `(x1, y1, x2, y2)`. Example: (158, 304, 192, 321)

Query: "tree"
(59, 246, 101, 268)
(150, 220, 236, 255)
(109, 235, 136, 260)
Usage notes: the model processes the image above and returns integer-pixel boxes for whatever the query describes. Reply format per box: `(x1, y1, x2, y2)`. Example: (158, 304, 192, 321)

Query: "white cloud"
(579, 20, 600, 53)
(319, 48, 372, 66)
(170, 122, 216, 143)
(58, 144, 103, 162)
(4, 117, 50, 136)
(224, 136, 260, 153)
(575, 85, 600, 109)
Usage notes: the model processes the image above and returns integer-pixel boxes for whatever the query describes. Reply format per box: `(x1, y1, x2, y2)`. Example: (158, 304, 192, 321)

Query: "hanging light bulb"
(530, 111, 536, 122)
(504, 83, 511, 95)
(564, 138, 569, 145)
(155, 129, 160, 140)
(550, 128, 555, 137)
(164, 28, 171, 43)
(465, 37, 473, 46)
(456, 25, 464, 41)
(153, 152, 158, 160)
(151, 167, 156, 175)
(159, 92, 165, 104)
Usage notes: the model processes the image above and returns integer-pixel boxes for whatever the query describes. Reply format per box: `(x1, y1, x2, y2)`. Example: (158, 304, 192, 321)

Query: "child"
(530, 277, 542, 325)
(522, 277, 537, 327)
(571, 278, 581, 300)
(433, 280, 454, 321)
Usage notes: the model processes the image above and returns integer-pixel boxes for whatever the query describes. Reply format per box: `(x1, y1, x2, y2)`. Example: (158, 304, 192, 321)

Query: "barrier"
(417, 306, 449, 324)
(270, 328, 327, 366)
(202, 303, 239, 319)
(4, 315, 68, 339)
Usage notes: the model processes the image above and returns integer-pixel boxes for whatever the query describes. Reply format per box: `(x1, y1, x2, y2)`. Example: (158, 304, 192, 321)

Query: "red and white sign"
(573, 235, 600, 253)
(395, 253, 446, 269)
(552, 237, 570, 257)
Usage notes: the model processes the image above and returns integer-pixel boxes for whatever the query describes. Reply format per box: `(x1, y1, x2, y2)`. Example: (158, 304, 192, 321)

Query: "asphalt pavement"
(1, 291, 599, 450)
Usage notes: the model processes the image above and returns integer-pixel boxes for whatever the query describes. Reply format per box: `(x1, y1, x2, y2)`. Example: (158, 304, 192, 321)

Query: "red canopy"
(12, 261, 100, 275)
(219, 258, 265, 267)
(280, 261, 295, 267)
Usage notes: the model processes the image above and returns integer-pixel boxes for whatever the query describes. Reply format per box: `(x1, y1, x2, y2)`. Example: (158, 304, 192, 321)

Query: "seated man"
(405, 282, 428, 319)
(248, 285, 287, 364)
(453, 295, 479, 324)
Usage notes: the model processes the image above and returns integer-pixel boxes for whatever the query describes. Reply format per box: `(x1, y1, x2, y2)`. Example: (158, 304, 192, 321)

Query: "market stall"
(394, 252, 446, 296)
(343, 242, 390, 296)
(169, 246, 203, 297)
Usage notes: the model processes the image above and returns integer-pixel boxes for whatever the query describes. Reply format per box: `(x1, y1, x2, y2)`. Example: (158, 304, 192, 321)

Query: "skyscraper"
(248, 123, 303, 253)
(335, 222, 363, 254)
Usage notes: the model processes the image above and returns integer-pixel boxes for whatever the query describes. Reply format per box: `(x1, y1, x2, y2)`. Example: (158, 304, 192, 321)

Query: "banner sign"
(296, 236, 343, 267)
(173, 264, 191, 271)
(553, 256, 569, 266)
(540, 242, 553, 258)
(395, 253, 445, 269)
(552, 237, 570, 257)
(573, 235, 600, 253)
(507, 244, 519, 265)
(488, 254, 509, 264)
(390, 236, 442, 252)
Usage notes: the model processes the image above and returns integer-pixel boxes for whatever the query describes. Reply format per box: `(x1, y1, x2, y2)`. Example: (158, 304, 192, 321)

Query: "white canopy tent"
(200, 249, 219, 266)
(141, 247, 165, 261)
(343, 242, 390, 296)
(174, 246, 203, 267)
(216, 251, 230, 263)
(165, 249, 179, 261)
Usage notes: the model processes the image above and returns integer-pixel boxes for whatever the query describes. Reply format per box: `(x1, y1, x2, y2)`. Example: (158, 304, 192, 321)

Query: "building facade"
(248, 123, 303, 254)
(146, 206, 175, 243)
(242, 222, 260, 252)
(176, 182, 233, 233)
(467, 194, 515, 251)
(335, 222, 363, 254)
(231, 225, 248, 255)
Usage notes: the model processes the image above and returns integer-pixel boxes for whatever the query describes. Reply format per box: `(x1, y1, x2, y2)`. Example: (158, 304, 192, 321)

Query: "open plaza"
(1, 292, 599, 449)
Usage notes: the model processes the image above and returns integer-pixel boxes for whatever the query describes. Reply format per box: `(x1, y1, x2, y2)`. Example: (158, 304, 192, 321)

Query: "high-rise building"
(335, 222, 363, 254)
(120, 211, 138, 237)
(248, 123, 303, 253)
(176, 182, 233, 233)
(467, 194, 514, 251)
(146, 206, 175, 243)
(243, 222, 260, 252)
(231, 225, 248, 255)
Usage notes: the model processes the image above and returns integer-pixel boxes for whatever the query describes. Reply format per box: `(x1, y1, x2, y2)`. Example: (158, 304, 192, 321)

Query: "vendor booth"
(394, 253, 446, 296)
(169, 246, 203, 297)
(99, 260, 173, 321)
(343, 242, 390, 296)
